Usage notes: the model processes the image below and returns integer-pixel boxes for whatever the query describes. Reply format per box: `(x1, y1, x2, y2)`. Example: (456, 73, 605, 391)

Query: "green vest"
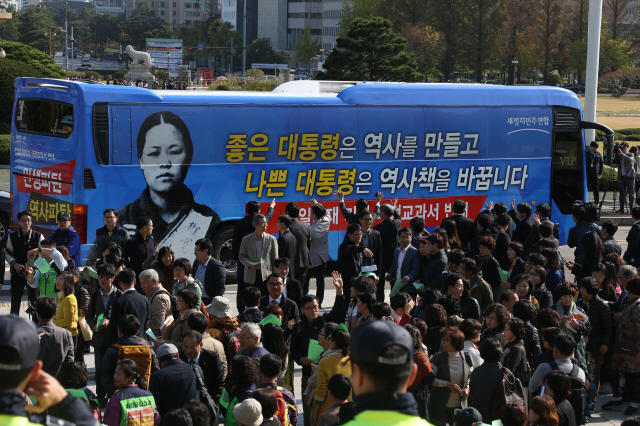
(119, 394, 156, 426)
(344, 411, 434, 426)
(0, 415, 42, 426)
(38, 269, 58, 298)
(220, 388, 240, 426)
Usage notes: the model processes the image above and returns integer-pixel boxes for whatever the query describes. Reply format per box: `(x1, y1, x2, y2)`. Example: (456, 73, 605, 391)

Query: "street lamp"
(509, 57, 518, 86)
(45, 31, 56, 57)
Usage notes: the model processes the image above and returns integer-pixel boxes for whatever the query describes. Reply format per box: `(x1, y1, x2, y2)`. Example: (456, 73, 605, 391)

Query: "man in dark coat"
(179, 330, 225, 399)
(624, 206, 640, 267)
(334, 190, 382, 224)
(373, 204, 399, 302)
(285, 203, 312, 286)
(508, 201, 534, 246)
(338, 223, 369, 301)
(586, 141, 604, 204)
(35, 296, 75, 378)
(356, 210, 382, 271)
(107, 268, 150, 345)
(494, 214, 512, 270)
(237, 286, 263, 323)
(276, 215, 297, 275)
(274, 258, 303, 310)
(601, 220, 622, 256)
(419, 233, 448, 291)
(122, 216, 154, 291)
(441, 199, 476, 251)
(149, 343, 198, 417)
(470, 214, 498, 258)
(232, 200, 274, 312)
(525, 203, 557, 251)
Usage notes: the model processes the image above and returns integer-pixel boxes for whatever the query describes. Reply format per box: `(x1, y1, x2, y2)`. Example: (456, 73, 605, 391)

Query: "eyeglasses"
(267, 281, 283, 287)
(303, 305, 319, 311)
(20, 219, 32, 223)
(318, 333, 326, 337)
(104, 216, 116, 219)
(98, 275, 112, 281)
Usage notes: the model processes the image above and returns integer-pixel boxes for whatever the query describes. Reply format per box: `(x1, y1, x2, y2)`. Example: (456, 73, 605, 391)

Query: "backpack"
(113, 344, 153, 386)
(219, 326, 241, 361)
(549, 361, 586, 425)
(490, 367, 526, 421)
(272, 387, 293, 426)
(151, 289, 179, 320)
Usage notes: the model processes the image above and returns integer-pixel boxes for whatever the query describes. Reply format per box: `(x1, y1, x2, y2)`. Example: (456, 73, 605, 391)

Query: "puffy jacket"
(345, 392, 428, 426)
(523, 321, 542, 362)
(577, 295, 614, 351)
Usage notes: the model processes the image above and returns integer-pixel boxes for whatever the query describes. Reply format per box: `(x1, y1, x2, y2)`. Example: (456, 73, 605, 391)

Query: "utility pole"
(64, 2, 68, 70)
(230, 35, 233, 74)
(241, 0, 246, 74)
(70, 26, 74, 71)
(584, 0, 604, 144)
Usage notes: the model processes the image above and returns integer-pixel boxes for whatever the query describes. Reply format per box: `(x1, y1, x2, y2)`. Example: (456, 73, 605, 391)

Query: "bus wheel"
(211, 224, 237, 284)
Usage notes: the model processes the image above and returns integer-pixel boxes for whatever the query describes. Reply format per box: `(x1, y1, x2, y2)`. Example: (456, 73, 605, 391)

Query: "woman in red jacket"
(405, 323, 432, 420)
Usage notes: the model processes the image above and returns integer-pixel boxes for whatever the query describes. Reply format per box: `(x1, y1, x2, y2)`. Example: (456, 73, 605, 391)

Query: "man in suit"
(237, 286, 263, 323)
(420, 233, 448, 291)
(440, 199, 475, 251)
(624, 208, 640, 266)
(409, 216, 429, 248)
(232, 200, 275, 312)
(508, 201, 533, 246)
(258, 273, 300, 334)
(374, 204, 400, 302)
(86, 263, 123, 405)
(470, 213, 498, 258)
(193, 238, 226, 305)
(528, 222, 556, 255)
(276, 215, 297, 274)
(34, 296, 74, 378)
(524, 203, 556, 251)
(239, 214, 279, 297)
(338, 223, 371, 301)
(273, 257, 303, 310)
(494, 214, 512, 270)
(616, 141, 636, 214)
(179, 330, 225, 400)
(284, 202, 311, 286)
(108, 268, 150, 346)
(358, 210, 383, 271)
(334, 190, 382, 224)
(387, 227, 421, 297)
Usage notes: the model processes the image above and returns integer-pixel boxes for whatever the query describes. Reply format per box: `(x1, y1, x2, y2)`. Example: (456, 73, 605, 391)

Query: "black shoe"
(625, 405, 639, 416)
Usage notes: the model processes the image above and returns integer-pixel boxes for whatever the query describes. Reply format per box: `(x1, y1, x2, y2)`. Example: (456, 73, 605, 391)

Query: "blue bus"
(10, 79, 612, 282)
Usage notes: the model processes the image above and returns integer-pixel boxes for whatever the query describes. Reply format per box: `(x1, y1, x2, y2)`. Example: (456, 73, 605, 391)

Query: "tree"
(401, 24, 443, 79)
(603, 0, 631, 40)
(318, 17, 424, 81)
(294, 26, 320, 71)
(3, 7, 23, 42)
(124, 2, 173, 49)
(1, 41, 65, 78)
(244, 68, 265, 78)
(464, 0, 502, 82)
(429, 0, 467, 81)
(246, 38, 277, 68)
(495, 0, 536, 84)
(536, 0, 564, 85)
(598, 67, 640, 97)
(18, 5, 58, 53)
(339, 0, 382, 35)
(599, 25, 633, 72)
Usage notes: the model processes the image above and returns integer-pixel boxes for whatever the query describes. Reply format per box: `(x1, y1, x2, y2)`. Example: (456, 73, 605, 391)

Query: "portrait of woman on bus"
(117, 111, 220, 253)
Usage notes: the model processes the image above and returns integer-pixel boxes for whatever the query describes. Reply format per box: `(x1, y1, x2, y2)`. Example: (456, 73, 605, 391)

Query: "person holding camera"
(615, 141, 637, 214)
(6, 210, 44, 316)
(587, 141, 604, 204)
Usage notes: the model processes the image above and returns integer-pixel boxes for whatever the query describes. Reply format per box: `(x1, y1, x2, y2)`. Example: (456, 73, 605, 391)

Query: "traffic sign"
(198, 43, 203, 50)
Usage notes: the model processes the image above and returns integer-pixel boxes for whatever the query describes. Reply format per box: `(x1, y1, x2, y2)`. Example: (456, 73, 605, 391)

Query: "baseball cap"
(347, 320, 413, 371)
(455, 407, 483, 426)
(57, 211, 71, 222)
(156, 343, 178, 359)
(0, 315, 40, 370)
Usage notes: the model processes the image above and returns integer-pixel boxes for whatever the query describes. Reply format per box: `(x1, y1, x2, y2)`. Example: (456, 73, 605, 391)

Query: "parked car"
(563, 84, 585, 94)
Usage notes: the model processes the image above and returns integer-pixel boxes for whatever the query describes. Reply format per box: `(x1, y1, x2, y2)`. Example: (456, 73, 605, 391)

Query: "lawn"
(596, 116, 640, 130)
(578, 94, 640, 114)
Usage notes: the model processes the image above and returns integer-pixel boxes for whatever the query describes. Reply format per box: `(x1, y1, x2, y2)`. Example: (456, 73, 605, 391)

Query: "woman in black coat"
(459, 277, 481, 321)
(479, 303, 509, 348)
(501, 318, 531, 387)
(544, 371, 577, 426)
(423, 304, 447, 357)
(475, 236, 503, 299)
(506, 242, 526, 287)
(512, 299, 542, 362)
(469, 337, 505, 422)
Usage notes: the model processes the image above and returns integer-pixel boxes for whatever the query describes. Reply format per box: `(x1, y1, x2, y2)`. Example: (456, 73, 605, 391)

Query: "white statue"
(125, 45, 152, 67)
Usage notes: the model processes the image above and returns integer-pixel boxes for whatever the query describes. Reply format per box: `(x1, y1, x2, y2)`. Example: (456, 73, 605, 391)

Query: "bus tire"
(210, 223, 237, 284)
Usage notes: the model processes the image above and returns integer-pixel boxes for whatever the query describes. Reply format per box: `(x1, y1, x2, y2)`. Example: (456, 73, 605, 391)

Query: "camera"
(25, 305, 36, 317)
(573, 200, 600, 223)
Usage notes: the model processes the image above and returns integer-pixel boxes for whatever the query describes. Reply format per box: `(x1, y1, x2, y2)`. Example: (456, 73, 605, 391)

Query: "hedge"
(0, 135, 9, 165)
(616, 128, 640, 136)
(0, 58, 47, 134)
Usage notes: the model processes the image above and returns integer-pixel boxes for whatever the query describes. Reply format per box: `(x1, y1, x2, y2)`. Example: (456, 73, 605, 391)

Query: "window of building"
(173, 10, 176, 14)
(159, 1, 165, 6)
(173, 18, 176, 23)
(151, 1, 154, 5)
(159, 9, 165, 14)
(185, 10, 191, 15)
(193, 2, 198, 7)
(185, 2, 191, 7)
(173, 1, 176, 5)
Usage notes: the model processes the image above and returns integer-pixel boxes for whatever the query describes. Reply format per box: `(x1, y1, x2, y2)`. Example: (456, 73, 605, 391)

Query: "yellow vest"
(0, 414, 43, 426)
(343, 410, 434, 426)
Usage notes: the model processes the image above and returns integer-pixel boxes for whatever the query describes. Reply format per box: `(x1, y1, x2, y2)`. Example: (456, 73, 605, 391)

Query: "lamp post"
(509, 57, 518, 85)
(167, 49, 171, 80)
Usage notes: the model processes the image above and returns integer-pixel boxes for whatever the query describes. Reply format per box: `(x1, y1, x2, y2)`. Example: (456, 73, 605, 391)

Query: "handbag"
(78, 316, 93, 342)
(190, 362, 219, 424)
(615, 336, 639, 355)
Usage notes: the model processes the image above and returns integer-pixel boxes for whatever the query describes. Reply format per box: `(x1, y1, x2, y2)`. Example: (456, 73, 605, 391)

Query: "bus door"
(550, 106, 585, 243)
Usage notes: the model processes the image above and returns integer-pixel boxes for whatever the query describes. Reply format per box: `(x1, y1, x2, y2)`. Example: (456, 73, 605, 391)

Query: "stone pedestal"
(125, 64, 156, 84)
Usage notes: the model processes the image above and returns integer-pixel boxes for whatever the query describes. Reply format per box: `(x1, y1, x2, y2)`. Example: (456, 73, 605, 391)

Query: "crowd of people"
(66, 74, 188, 90)
(2, 192, 640, 426)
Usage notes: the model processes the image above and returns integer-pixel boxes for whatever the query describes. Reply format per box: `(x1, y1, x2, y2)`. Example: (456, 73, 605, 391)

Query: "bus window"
(15, 99, 73, 137)
(552, 130, 584, 214)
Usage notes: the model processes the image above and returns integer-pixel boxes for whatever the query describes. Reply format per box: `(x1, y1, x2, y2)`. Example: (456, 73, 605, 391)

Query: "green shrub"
(113, 71, 126, 80)
(0, 134, 9, 165)
(242, 81, 279, 91)
(616, 128, 640, 135)
(83, 71, 102, 80)
(625, 135, 640, 141)
(0, 58, 47, 133)
(1, 41, 65, 79)
(215, 84, 230, 91)
(67, 71, 86, 78)
(545, 73, 563, 86)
